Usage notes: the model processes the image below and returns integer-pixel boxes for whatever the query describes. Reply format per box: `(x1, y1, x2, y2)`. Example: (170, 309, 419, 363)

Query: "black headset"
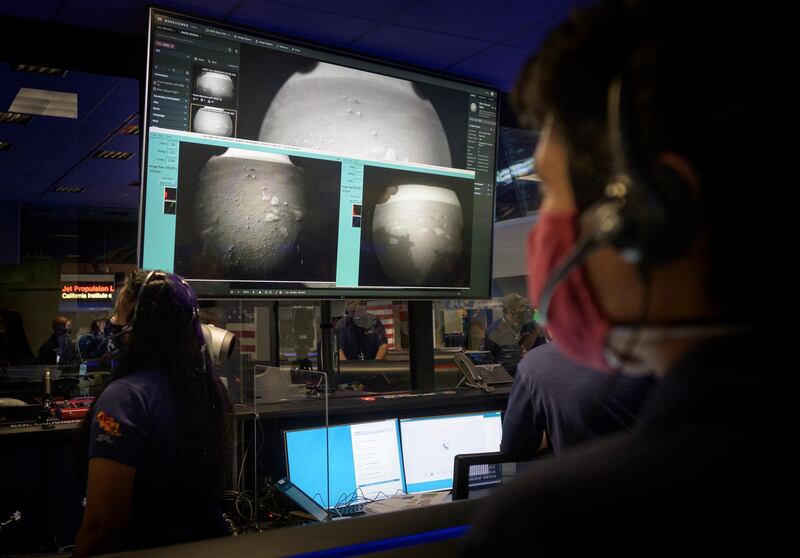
(538, 75, 701, 322)
(113, 270, 208, 371)
(128, 270, 201, 333)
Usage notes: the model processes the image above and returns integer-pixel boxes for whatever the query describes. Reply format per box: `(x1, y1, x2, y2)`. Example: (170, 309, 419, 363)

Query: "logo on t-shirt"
(96, 411, 122, 437)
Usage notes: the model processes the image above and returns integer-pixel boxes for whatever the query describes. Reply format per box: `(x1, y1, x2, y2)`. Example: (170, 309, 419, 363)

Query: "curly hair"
(79, 270, 232, 499)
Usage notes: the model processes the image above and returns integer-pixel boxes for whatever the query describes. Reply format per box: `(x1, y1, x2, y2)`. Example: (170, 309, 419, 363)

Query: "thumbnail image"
(174, 143, 341, 282)
(190, 105, 236, 137)
(236, 45, 469, 169)
(192, 66, 237, 108)
(359, 166, 473, 288)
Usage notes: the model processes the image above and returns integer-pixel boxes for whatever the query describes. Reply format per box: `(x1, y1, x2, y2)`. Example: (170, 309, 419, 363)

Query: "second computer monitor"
(399, 412, 502, 493)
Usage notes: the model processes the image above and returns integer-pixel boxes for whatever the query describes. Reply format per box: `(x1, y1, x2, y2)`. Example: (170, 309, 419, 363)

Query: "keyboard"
(481, 366, 514, 385)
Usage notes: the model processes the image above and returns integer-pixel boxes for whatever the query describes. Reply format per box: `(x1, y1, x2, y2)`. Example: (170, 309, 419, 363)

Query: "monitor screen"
(399, 411, 502, 493)
(274, 477, 330, 522)
(141, 9, 499, 299)
(285, 419, 405, 508)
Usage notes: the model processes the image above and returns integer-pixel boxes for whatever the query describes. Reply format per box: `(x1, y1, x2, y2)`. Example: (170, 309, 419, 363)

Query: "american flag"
(224, 322, 256, 357)
(367, 300, 395, 349)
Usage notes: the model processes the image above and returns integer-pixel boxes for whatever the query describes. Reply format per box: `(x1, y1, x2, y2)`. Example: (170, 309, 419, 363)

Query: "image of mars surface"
(173, 144, 341, 282)
(359, 166, 473, 287)
(235, 47, 469, 170)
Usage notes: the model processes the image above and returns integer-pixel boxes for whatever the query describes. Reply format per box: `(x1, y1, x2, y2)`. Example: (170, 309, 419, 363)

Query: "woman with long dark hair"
(74, 270, 232, 556)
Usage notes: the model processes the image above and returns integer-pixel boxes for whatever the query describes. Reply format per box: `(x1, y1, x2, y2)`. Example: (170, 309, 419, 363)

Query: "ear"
(658, 152, 701, 194)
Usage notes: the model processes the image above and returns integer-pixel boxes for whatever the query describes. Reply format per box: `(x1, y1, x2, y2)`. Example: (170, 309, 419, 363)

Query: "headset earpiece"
(599, 77, 701, 267)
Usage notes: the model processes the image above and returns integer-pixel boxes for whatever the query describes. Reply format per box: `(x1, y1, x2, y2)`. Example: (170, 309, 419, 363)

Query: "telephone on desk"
(453, 351, 514, 392)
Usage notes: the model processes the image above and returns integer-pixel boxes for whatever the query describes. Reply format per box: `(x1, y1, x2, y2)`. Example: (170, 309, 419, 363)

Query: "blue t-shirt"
(88, 369, 227, 549)
(501, 343, 655, 458)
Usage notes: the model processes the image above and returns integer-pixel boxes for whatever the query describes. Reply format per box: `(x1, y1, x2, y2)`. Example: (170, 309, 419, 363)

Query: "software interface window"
(286, 419, 405, 509)
(141, 10, 499, 299)
(285, 412, 502, 508)
(400, 412, 502, 493)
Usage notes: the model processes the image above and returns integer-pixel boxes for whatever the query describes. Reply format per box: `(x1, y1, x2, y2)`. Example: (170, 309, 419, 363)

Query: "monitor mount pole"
(319, 301, 336, 388)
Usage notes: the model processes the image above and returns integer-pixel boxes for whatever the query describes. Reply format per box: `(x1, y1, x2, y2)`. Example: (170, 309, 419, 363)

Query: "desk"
(0, 386, 509, 551)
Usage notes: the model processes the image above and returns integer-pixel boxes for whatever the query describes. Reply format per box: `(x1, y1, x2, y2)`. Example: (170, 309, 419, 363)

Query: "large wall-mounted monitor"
(140, 9, 499, 299)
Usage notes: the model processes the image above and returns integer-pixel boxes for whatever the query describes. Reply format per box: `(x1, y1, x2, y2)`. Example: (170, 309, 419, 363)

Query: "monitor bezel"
(139, 7, 500, 300)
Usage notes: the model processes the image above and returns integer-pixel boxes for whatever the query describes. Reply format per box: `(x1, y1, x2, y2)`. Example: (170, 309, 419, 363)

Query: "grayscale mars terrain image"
(173, 144, 340, 282)
(359, 167, 473, 287)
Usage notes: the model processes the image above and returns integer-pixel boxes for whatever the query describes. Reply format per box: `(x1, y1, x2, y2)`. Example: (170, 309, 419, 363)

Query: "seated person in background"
(74, 270, 232, 556)
(78, 319, 109, 361)
(501, 342, 655, 459)
(37, 316, 78, 367)
(483, 293, 538, 375)
(336, 301, 389, 361)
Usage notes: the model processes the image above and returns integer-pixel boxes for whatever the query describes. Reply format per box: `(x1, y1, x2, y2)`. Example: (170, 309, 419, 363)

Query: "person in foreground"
(74, 270, 232, 556)
(467, 1, 792, 554)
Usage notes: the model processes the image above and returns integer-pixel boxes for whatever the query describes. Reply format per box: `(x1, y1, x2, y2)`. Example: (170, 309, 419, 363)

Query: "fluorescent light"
(9, 88, 77, 119)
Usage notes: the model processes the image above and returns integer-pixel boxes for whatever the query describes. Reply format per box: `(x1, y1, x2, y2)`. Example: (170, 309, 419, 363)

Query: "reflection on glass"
(495, 126, 541, 221)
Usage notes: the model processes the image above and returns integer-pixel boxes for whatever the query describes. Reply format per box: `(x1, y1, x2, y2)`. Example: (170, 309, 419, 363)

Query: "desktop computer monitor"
(141, 8, 499, 299)
(399, 411, 502, 493)
(284, 419, 405, 509)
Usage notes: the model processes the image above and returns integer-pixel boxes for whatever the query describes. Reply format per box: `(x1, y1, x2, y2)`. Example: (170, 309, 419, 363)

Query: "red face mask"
(527, 211, 614, 371)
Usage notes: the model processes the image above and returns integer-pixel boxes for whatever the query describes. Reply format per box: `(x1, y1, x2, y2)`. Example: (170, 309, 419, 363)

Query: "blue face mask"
(347, 306, 376, 330)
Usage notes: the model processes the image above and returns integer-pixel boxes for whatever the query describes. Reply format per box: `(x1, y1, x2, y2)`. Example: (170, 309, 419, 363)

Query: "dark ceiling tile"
(503, 15, 565, 50)
(229, 0, 377, 47)
(56, 0, 149, 35)
(262, 0, 417, 21)
(448, 44, 534, 92)
(387, 0, 571, 42)
(157, 0, 243, 19)
(350, 24, 491, 70)
(0, 0, 60, 20)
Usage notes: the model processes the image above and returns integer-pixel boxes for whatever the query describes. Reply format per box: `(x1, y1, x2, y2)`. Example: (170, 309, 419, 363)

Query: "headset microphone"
(537, 184, 626, 325)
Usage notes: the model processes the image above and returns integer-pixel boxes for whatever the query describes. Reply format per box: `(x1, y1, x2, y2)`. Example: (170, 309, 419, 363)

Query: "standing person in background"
(483, 293, 536, 376)
(336, 300, 389, 361)
(78, 319, 109, 361)
(74, 270, 232, 556)
(37, 316, 77, 367)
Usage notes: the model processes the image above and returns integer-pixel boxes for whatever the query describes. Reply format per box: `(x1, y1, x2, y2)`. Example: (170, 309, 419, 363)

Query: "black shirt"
(467, 334, 796, 555)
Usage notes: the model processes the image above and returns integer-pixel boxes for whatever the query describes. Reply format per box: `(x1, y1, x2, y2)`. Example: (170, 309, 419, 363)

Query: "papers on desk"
(364, 491, 450, 514)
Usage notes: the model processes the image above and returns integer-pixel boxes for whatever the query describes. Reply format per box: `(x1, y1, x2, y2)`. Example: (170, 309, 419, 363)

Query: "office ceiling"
(0, 0, 583, 210)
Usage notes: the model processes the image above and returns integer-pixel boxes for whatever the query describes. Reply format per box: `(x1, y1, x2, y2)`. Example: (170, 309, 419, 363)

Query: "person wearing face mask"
(336, 301, 389, 361)
(73, 270, 232, 556)
(37, 316, 77, 366)
(483, 293, 534, 376)
(467, 1, 790, 555)
(78, 319, 109, 361)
